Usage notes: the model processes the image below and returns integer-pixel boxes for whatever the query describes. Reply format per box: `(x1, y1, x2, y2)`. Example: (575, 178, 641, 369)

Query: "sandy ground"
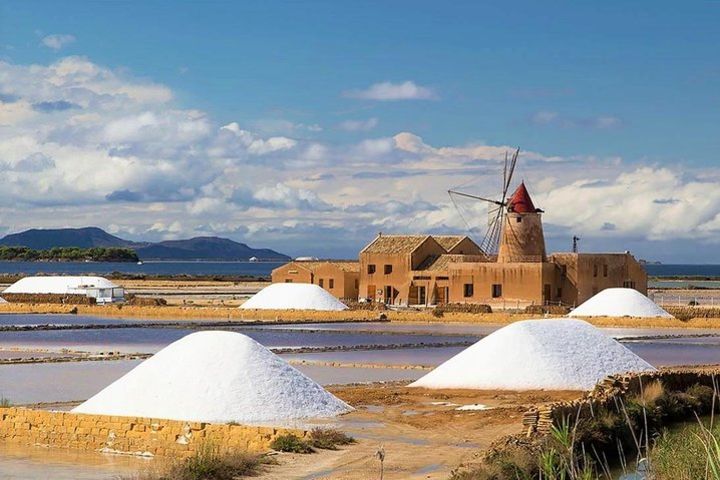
(253, 384, 581, 480)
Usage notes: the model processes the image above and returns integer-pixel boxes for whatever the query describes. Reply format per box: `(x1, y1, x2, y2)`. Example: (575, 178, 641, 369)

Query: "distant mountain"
(135, 237, 290, 261)
(0, 228, 289, 261)
(0, 227, 142, 249)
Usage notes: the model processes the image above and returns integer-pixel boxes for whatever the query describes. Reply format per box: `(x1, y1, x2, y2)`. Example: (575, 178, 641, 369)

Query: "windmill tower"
(448, 148, 547, 263)
(497, 182, 546, 263)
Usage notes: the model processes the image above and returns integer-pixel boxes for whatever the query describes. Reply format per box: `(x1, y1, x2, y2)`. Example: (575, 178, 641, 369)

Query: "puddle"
(455, 404, 492, 411)
(0, 443, 152, 479)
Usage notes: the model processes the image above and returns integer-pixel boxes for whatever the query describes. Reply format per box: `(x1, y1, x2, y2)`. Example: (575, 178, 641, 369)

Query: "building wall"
(447, 238, 483, 255)
(359, 238, 445, 304)
(550, 253, 648, 306)
(271, 263, 313, 284)
(447, 262, 559, 306)
(313, 263, 359, 300)
(271, 262, 359, 300)
(0, 407, 306, 458)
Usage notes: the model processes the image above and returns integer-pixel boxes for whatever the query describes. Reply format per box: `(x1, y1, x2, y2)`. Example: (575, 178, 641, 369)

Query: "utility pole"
(572, 236, 580, 253)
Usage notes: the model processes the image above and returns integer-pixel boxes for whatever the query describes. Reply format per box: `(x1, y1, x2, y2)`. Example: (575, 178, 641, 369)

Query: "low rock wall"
(522, 366, 720, 436)
(0, 407, 306, 457)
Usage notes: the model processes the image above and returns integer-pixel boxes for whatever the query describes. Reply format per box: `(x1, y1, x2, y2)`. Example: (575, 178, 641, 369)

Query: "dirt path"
(255, 384, 581, 479)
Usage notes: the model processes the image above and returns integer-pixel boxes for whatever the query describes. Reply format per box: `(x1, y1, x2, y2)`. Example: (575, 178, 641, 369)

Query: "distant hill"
(0, 227, 141, 249)
(135, 237, 289, 261)
(0, 228, 289, 261)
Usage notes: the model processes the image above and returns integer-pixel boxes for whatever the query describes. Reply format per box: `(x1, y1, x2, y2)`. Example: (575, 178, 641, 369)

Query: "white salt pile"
(569, 288, 673, 318)
(241, 283, 348, 311)
(410, 319, 655, 391)
(72, 331, 353, 423)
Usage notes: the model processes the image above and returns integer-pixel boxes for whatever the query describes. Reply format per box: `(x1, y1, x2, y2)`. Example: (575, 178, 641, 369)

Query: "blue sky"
(1, 1, 719, 261)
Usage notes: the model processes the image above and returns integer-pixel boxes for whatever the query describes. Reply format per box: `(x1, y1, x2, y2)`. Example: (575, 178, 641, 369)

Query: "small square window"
(329, 279, 334, 289)
(492, 284, 502, 298)
(463, 283, 474, 297)
(516, 217, 522, 223)
(368, 264, 376, 274)
(384, 264, 393, 274)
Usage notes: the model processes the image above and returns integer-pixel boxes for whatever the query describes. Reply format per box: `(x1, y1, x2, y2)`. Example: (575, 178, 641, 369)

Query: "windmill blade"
(502, 147, 520, 198)
(481, 204, 505, 256)
(448, 189, 504, 206)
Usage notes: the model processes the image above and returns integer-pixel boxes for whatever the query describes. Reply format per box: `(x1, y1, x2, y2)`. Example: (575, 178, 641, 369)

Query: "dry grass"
(2, 301, 720, 327)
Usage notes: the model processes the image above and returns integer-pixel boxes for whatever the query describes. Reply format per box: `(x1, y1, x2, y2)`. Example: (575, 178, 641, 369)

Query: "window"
(593, 264, 598, 277)
(368, 264, 376, 274)
(492, 284, 502, 298)
(319, 279, 324, 288)
(384, 264, 393, 274)
(329, 279, 334, 289)
(603, 264, 608, 277)
(354, 279, 359, 289)
(516, 217, 522, 223)
(557, 287, 563, 298)
(623, 280, 636, 289)
(285, 279, 293, 283)
(463, 283, 474, 297)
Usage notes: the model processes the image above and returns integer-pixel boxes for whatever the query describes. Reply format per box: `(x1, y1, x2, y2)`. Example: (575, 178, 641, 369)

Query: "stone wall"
(522, 366, 720, 436)
(0, 407, 306, 457)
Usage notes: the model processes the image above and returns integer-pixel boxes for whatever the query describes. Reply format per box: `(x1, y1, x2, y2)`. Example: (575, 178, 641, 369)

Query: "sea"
(0, 261, 284, 277)
(0, 261, 717, 278)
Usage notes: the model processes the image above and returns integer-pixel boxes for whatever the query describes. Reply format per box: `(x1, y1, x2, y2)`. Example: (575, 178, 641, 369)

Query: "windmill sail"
(447, 148, 521, 258)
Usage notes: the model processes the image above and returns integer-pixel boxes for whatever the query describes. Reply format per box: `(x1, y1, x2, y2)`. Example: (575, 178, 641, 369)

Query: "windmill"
(448, 147, 520, 258)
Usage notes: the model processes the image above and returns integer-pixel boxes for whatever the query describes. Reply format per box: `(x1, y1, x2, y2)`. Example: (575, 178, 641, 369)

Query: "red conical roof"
(508, 182, 537, 213)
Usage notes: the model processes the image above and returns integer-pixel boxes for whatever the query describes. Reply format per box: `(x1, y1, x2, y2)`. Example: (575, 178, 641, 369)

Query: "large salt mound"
(569, 288, 673, 318)
(241, 283, 347, 311)
(410, 319, 655, 390)
(72, 331, 353, 423)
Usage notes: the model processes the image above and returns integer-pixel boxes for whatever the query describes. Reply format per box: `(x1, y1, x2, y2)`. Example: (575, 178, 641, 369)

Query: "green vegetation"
(134, 444, 272, 480)
(0, 396, 11, 407)
(0, 246, 139, 262)
(309, 428, 355, 450)
(269, 433, 314, 453)
(450, 381, 720, 480)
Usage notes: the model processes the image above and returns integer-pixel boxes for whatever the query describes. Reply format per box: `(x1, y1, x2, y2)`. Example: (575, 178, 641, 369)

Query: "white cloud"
(41, 34, 76, 50)
(344, 81, 436, 101)
(0, 55, 714, 260)
(338, 118, 378, 132)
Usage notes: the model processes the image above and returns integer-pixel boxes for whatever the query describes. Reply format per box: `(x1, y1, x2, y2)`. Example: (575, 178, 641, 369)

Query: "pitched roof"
(361, 235, 430, 254)
(508, 182, 537, 214)
(432, 235, 467, 252)
(416, 254, 486, 271)
(291, 260, 359, 273)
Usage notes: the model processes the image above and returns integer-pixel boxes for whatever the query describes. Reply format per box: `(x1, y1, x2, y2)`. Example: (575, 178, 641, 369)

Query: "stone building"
(271, 260, 360, 300)
(272, 183, 647, 308)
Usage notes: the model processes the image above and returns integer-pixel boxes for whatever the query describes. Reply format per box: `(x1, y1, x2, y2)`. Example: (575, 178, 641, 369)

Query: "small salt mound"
(241, 283, 347, 311)
(569, 288, 673, 318)
(72, 331, 353, 423)
(410, 319, 655, 391)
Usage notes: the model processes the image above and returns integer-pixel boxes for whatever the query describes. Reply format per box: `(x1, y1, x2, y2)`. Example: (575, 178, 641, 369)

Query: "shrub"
(0, 396, 11, 407)
(309, 428, 355, 450)
(270, 434, 314, 453)
(139, 445, 269, 480)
